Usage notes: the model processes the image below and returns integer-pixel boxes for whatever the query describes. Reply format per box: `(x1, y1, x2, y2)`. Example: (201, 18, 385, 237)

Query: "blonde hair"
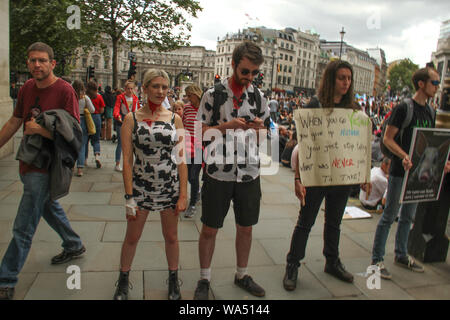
(185, 85, 203, 100)
(124, 80, 136, 88)
(172, 100, 184, 111)
(142, 69, 170, 88)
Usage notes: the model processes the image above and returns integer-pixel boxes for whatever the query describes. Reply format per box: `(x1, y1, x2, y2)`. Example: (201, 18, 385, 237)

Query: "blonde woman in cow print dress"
(113, 69, 187, 301)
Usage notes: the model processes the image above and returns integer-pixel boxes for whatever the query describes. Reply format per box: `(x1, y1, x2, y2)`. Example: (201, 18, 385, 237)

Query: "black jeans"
(286, 185, 352, 266)
(187, 162, 202, 206)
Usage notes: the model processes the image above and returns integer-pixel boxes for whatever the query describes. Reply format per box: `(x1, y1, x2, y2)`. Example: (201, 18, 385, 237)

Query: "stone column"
(0, 0, 13, 159)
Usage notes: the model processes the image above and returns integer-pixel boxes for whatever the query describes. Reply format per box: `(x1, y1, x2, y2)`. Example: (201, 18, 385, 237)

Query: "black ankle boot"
(283, 263, 299, 291)
(324, 259, 354, 283)
(168, 270, 181, 300)
(114, 271, 132, 300)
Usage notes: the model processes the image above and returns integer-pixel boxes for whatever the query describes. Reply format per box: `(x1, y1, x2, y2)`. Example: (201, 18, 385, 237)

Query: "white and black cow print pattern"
(132, 113, 179, 211)
(197, 78, 270, 182)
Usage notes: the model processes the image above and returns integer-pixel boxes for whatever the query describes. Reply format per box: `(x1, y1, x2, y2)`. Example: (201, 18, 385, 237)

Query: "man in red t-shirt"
(0, 42, 85, 300)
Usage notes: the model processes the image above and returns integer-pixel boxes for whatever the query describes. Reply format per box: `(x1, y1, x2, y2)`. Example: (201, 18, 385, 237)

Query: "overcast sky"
(188, 0, 450, 67)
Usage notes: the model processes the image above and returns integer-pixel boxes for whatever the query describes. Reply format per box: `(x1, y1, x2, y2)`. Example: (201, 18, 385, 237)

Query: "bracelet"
(295, 177, 301, 181)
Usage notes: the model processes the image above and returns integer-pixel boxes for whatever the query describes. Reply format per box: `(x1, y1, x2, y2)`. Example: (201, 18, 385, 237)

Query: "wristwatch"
(124, 194, 133, 200)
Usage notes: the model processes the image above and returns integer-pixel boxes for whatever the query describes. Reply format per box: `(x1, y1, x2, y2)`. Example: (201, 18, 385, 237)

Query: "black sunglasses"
(430, 80, 440, 86)
(240, 68, 260, 76)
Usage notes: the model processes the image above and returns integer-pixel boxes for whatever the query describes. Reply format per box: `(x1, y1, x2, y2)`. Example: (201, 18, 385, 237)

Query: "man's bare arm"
(0, 116, 23, 149)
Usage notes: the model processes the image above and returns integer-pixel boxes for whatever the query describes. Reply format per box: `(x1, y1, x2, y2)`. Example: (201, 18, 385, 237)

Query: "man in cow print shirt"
(193, 42, 270, 300)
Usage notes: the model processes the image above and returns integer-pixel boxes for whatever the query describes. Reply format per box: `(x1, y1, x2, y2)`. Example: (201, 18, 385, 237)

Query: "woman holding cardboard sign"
(283, 60, 371, 291)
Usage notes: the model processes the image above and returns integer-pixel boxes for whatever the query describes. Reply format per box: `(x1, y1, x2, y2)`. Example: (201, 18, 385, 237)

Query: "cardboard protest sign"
(294, 108, 371, 187)
(400, 128, 450, 203)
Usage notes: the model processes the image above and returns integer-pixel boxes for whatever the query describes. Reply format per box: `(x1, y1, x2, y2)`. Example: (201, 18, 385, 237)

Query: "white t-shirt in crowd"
(360, 167, 388, 207)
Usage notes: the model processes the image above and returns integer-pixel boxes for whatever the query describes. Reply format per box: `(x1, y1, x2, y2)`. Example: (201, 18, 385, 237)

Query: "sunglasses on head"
(240, 68, 260, 76)
(430, 80, 440, 86)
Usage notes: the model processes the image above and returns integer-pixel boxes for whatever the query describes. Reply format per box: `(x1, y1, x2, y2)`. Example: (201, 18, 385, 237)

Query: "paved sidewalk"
(0, 134, 449, 300)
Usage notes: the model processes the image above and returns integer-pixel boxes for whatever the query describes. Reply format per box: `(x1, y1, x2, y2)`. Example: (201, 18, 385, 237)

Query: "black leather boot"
(114, 271, 131, 300)
(324, 259, 354, 283)
(168, 270, 181, 300)
(283, 263, 299, 291)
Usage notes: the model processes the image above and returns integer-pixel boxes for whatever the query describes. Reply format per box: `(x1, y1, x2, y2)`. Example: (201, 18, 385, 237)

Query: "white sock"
(200, 268, 211, 281)
(236, 267, 248, 280)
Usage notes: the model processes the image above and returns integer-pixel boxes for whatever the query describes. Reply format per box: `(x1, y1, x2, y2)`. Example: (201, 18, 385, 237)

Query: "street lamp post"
(270, 44, 278, 95)
(339, 27, 346, 59)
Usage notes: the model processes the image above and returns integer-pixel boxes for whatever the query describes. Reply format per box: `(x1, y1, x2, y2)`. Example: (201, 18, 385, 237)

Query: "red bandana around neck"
(147, 99, 161, 114)
(229, 77, 248, 110)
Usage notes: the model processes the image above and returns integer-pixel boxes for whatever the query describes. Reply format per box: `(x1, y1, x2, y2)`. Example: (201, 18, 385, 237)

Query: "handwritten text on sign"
(294, 108, 372, 186)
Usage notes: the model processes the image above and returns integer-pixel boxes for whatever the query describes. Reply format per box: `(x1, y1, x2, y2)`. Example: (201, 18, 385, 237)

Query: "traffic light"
(214, 74, 221, 84)
(87, 66, 95, 80)
(128, 61, 137, 79)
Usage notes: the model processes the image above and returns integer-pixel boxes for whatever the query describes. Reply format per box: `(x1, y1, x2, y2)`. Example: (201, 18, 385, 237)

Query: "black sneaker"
(394, 256, 424, 273)
(234, 275, 265, 297)
(0, 287, 14, 300)
(283, 263, 299, 291)
(51, 245, 86, 265)
(324, 259, 354, 283)
(193, 279, 210, 300)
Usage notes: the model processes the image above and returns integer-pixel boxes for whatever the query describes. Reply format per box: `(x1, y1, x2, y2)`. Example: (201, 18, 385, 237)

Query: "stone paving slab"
(209, 265, 332, 300)
(102, 221, 199, 242)
(405, 284, 450, 300)
(24, 271, 144, 300)
(178, 240, 275, 270)
(144, 269, 204, 300)
(0, 180, 17, 191)
(0, 137, 448, 300)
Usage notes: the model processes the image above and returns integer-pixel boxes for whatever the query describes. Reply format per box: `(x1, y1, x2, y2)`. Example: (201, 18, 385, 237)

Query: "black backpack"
(380, 98, 435, 158)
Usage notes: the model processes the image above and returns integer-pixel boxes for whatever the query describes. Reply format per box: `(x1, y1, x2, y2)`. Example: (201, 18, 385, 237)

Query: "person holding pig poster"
(370, 67, 450, 280)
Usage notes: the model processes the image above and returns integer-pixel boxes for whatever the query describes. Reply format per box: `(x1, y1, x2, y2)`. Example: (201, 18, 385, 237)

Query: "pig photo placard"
(400, 128, 450, 203)
(293, 108, 372, 187)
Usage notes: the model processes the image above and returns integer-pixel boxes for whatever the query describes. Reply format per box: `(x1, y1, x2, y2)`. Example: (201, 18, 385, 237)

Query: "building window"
(288, 66, 292, 73)
(290, 56, 293, 62)
(288, 77, 291, 85)
(278, 76, 282, 84)
(285, 54, 288, 60)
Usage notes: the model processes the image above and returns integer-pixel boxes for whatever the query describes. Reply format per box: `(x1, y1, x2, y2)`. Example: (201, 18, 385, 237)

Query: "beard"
(233, 73, 250, 87)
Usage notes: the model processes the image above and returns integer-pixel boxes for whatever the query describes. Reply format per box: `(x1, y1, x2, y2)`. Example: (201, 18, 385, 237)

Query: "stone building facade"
(69, 36, 216, 91)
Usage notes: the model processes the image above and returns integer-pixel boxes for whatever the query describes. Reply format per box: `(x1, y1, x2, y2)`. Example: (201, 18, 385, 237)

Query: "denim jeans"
(286, 185, 352, 266)
(371, 175, 418, 263)
(87, 113, 102, 156)
(187, 162, 202, 206)
(115, 122, 122, 163)
(77, 116, 89, 168)
(0, 172, 83, 287)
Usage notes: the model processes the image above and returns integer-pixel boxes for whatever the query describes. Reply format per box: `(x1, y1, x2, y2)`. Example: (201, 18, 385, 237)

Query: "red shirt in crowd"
(90, 94, 106, 114)
(13, 78, 79, 175)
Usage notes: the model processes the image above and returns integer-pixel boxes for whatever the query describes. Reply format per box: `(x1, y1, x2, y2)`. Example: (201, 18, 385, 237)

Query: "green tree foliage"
(388, 59, 419, 95)
(10, 0, 100, 77)
(80, 0, 202, 88)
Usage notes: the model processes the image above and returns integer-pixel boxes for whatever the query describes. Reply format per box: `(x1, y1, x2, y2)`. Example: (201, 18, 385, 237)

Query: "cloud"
(188, 0, 450, 66)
